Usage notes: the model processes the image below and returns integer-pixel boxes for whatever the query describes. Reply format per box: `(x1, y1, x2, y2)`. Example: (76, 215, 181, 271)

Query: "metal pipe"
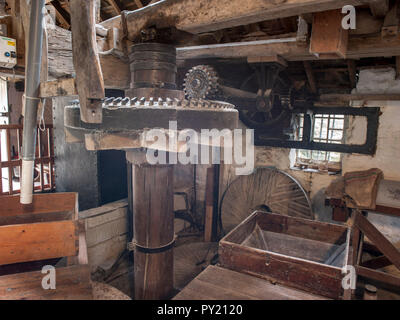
(20, 0, 45, 204)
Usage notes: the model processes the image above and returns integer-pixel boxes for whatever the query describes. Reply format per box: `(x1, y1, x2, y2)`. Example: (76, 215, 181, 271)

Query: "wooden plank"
(174, 265, 328, 300)
(85, 213, 128, 247)
(70, 0, 104, 123)
(356, 265, 400, 287)
(79, 198, 128, 220)
(310, 9, 348, 59)
(177, 32, 400, 62)
(255, 212, 348, 245)
(219, 241, 343, 299)
(134, 0, 143, 8)
(204, 167, 214, 242)
(347, 60, 357, 88)
(0, 211, 72, 226)
(39, 78, 77, 98)
(0, 264, 92, 300)
(51, 0, 71, 29)
(6, 128, 12, 195)
(0, 192, 77, 217)
(247, 55, 288, 67)
(354, 211, 400, 270)
(112, 0, 372, 40)
(369, 0, 389, 18)
(361, 256, 392, 269)
(108, 0, 121, 14)
(320, 93, 400, 102)
(303, 61, 317, 93)
(0, 220, 78, 265)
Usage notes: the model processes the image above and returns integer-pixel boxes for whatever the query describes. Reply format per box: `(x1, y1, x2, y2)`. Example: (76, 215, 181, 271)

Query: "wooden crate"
(219, 211, 353, 299)
(0, 192, 92, 300)
(310, 9, 348, 59)
(0, 193, 79, 266)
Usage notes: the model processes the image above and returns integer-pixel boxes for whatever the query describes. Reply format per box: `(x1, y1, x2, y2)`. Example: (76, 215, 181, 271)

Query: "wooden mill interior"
(1, 0, 400, 301)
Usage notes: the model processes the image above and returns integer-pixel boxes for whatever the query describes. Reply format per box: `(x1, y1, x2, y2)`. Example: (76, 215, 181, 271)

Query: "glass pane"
(330, 118, 344, 129)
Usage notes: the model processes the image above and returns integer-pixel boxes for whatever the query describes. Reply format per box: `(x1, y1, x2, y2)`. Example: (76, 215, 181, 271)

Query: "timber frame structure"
(1, 0, 399, 151)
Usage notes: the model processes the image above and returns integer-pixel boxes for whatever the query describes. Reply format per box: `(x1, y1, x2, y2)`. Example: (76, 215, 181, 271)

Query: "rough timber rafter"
(176, 34, 400, 61)
(100, 0, 379, 40)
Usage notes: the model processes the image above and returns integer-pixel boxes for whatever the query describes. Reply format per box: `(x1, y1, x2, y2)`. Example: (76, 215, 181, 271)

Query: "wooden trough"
(0, 192, 92, 300)
(219, 211, 354, 299)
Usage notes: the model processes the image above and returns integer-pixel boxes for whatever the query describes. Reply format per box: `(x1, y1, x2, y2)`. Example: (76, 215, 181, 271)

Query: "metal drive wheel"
(183, 65, 219, 99)
(220, 167, 313, 234)
(238, 64, 294, 129)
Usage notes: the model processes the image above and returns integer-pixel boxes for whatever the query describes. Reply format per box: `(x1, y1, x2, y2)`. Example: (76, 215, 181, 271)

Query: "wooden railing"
(0, 124, 55, 196)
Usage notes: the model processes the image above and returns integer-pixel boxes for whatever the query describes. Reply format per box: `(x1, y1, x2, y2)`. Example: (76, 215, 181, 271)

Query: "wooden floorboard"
(174, 265, 329, 300)
(0, 264, 93, 300)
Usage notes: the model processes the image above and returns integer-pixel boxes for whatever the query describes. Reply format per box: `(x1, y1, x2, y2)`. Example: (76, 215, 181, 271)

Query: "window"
(294, 113, 345, 172)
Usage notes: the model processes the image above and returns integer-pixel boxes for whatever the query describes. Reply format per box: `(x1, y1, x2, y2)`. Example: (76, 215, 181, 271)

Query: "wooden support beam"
(310, 9, 348, 59)
(51, 0, 71, 29)
(70, 0, 105, 123)
(39, 78, 77, 98)
(101, 0, 375, 41)
(347, 60, 357, 88)
(382, 2, 399, 38)
(176, 33, 400, 61)
(108, 0, 121, 14)
(356, 265, 400, 287)
(320, 93, 400, 102)
(134, 0, 143, 9)
(303, 61, 317, 93)
(354, 211, 400, 270)
(396, 56, 400, 79)
(361, 255, 392, 269)
(369, 0, 390, 18)
(204, 167, 214, 242)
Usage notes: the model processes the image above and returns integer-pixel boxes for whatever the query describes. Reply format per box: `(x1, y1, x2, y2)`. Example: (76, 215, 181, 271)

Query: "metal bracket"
(255, 106, 380, 155)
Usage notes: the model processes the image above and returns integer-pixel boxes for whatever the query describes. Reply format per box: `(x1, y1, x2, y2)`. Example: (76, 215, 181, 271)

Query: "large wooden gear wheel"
(220, 167, 313, 234)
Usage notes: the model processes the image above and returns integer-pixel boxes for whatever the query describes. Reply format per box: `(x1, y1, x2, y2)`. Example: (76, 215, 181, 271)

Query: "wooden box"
(0, 193, 79, 266)
(0, 192, 92, 300)
(219, 211, 353, 299)
(310, 9, 348, 59)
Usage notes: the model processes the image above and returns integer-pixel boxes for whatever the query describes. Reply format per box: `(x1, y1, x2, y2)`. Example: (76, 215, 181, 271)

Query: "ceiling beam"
(369, 0, 389, 18)
(347, 60, 357, 88)
(108, 0, 122, 15)
(51, 0, 71, 29)
(303, 61, 317, 93)
(134, 0, 143, 8)
(176, 33, 400, 61)
(101, 0, 379, 41)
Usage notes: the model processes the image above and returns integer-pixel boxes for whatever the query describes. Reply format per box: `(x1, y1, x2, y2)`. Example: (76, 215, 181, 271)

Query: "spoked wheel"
(238, 64, 294, 129)
(220, 167, 313, 234)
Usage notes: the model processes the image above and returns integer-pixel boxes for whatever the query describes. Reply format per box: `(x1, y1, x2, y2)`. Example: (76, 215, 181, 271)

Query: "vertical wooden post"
(204, 167, 214, 242)
(131, 161, 174, 300)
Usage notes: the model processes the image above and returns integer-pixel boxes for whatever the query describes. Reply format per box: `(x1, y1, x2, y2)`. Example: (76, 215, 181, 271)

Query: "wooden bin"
(0, 193, 92, 300)
(219, 211, 353, 299)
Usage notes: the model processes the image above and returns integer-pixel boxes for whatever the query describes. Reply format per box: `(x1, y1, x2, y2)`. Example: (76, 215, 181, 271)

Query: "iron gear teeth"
(100, 96, 235, 110)
(183, 65, 219, 99)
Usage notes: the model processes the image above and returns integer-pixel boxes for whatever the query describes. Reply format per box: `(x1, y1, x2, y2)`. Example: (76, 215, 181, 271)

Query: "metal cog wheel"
(183, 65, 219, 99)
(99, 96, 235, 110)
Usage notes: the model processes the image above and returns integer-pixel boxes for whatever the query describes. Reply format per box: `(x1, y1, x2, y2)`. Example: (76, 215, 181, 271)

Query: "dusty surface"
(92, 281, 131, 300)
